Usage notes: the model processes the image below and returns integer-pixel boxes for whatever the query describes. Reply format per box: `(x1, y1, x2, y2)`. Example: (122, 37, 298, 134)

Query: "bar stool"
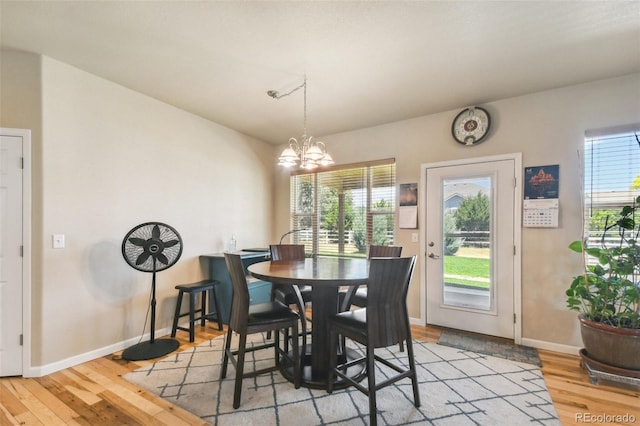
(171, 279, 223, 342)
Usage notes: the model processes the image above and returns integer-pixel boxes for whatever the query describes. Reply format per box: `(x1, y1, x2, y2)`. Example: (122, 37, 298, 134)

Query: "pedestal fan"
(121, 222, 183, 360)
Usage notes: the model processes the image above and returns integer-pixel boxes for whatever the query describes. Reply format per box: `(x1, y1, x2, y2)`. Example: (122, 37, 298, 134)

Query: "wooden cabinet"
(200, 250, 271, 324)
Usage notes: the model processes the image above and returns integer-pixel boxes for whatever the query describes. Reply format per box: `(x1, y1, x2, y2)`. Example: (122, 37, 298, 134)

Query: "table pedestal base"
(280, 347, 366, 390)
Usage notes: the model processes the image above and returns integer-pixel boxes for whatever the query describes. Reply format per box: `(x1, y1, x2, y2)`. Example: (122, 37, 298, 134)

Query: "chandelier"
(268, 77, 334, 169)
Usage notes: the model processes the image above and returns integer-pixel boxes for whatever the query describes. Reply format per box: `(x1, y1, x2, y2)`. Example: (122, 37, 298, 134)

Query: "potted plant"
(566, 196, 640, 373)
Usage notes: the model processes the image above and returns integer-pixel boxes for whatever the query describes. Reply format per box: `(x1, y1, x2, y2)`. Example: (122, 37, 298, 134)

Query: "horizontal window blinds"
(584, 127, 640, 236)
(290, 159, 396, 257)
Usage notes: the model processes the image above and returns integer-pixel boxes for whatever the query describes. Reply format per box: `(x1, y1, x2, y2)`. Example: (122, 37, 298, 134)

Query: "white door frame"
(1, 128, 32, 376)
(419, 153, 522, 343)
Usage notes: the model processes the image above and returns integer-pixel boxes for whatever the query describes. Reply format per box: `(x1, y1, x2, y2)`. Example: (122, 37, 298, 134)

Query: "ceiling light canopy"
(268, 77, 334, 169)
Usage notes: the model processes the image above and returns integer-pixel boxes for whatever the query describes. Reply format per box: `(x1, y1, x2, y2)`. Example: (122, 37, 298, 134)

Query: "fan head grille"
(122, 222, 183, 272)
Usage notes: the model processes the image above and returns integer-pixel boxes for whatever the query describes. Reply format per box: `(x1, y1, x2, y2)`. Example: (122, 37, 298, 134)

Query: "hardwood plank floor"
(1, 324, 638, 425)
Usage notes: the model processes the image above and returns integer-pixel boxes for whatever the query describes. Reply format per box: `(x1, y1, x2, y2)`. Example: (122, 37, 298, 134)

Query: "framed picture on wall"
(399, 183, 418, 228)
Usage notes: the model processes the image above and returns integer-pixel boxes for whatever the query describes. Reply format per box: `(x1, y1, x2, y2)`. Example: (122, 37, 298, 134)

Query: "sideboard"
(200, 250, 271, 324)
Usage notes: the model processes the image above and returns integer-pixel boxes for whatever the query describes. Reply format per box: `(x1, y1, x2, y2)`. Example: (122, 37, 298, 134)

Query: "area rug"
(437, 329, 542, 367)
(124, 333, 558, 425)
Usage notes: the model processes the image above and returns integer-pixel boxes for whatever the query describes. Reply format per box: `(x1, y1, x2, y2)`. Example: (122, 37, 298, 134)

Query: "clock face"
(452, 107, 491, 146)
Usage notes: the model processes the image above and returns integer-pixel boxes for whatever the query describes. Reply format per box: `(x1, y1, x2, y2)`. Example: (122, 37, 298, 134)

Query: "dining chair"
(340, 245, 404, 352)
(269, 244, 313, 350)
(220, 253, 301, 409)
(341, 245, 403, 311)
(326, 256, 420, 426)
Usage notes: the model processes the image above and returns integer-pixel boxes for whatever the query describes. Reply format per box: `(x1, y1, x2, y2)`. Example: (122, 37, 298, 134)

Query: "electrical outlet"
(53, 234, 65, 249)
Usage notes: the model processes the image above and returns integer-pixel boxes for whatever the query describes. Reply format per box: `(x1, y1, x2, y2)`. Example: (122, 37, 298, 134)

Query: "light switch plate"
(411, 233, 418, 243)
(53, 234, 65, 249)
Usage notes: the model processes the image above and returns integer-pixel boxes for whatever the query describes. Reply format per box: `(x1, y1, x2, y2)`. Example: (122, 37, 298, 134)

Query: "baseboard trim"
(409, 317, 582, 357)
(25, 326, 174, 377)
(409, 317, 422, 326)
(521, 337, 581, 355)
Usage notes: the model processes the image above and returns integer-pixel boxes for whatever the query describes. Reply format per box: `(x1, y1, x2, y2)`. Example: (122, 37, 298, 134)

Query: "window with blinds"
(290, 159, 396, 257)
(584, 125, 640, 240)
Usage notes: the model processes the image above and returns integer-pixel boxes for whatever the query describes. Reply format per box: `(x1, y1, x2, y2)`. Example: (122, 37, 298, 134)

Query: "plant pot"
(579, 315, 640, 371)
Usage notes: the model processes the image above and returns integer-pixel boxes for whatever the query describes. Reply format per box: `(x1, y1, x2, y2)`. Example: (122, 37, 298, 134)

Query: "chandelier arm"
(289, 138, 301, 153)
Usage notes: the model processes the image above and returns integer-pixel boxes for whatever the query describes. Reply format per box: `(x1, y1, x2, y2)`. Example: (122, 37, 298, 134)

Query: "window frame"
(289, 158, 396, 258)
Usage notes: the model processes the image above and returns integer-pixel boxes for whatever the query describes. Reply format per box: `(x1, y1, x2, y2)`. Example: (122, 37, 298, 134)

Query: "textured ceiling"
(1, 1, 639, 145)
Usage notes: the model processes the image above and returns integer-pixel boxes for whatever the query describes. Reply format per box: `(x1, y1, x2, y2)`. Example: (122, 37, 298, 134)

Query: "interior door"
(1, 134, 23, 376)
(425, 158, 517, 339)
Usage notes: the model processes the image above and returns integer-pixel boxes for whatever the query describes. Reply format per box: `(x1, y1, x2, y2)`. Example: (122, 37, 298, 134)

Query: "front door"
(1, 133, 24, 376)
(424, 156, 519, 339)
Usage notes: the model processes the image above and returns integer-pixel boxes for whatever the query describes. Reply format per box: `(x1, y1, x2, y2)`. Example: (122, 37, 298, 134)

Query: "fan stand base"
(122, 338, 180, 361)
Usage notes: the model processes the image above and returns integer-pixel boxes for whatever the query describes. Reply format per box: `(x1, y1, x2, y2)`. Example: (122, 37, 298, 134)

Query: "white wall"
(274, 73, 640, 350)
(2, 51, 276, 371)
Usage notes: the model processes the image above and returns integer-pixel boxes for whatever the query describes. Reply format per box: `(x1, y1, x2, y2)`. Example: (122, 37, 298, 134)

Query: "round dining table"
(248, 256, 369, 389)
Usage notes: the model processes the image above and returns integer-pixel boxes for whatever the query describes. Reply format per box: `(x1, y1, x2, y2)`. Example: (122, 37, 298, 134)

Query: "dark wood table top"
(248, 257, 369, 287)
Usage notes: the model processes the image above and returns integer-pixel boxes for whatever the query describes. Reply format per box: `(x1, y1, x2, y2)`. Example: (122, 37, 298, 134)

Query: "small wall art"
(399, 183, 418, 229)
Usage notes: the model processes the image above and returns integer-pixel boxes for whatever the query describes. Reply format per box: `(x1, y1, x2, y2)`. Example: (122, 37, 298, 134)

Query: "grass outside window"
(444, 251, 490, 290)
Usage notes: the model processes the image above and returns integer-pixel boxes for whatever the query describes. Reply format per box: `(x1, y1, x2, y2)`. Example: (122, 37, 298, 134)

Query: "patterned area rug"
(437, 329, 542, 367)
(124, 333, 558, 425)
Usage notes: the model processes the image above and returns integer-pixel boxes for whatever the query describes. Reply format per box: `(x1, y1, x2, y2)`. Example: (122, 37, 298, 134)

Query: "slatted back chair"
(270, 244, 306, 261)
(269, 244, 313, 349)
(327, 256, 420, 426)
(369, 245, 403, 259)
(341, 245, 403, 310)
(220, 253, 300, 409)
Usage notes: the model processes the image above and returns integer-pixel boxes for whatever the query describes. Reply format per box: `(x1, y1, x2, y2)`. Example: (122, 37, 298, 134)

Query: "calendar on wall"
(523, 198, 559, 227)
(523, 165, 560, 228)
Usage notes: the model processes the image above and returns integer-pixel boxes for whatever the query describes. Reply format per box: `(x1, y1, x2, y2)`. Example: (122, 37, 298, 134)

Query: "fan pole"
(149, 267, 157, 344)
(122, 259, 180, 360)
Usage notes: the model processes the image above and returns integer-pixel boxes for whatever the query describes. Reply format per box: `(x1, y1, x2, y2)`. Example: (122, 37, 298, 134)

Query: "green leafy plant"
(566, 196, 640, 329)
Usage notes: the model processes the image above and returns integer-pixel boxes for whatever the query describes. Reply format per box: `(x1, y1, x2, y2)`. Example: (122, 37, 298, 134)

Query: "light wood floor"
(1, 324, 638, 425)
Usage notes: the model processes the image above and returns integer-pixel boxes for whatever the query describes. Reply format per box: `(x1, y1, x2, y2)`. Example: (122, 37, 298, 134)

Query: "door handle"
(428, 252, 440, 259)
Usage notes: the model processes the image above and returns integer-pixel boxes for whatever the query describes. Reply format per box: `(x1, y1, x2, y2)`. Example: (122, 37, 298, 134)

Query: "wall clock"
(451, 107, 491, 146)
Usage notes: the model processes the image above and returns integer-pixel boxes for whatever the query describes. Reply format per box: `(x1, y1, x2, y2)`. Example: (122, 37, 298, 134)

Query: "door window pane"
(442, 177, 492, 311)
